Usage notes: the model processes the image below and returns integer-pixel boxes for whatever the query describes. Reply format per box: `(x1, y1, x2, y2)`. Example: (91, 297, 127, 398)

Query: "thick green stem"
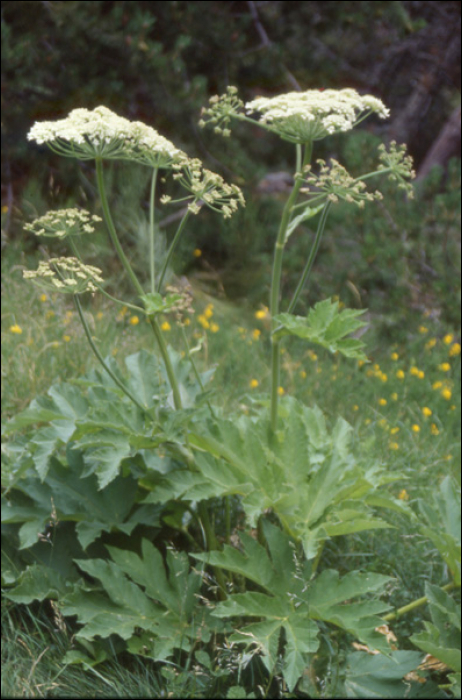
(95, 158, 145, 298)
(197, 502, 227, 600)
(157, 208, 191, 292)
(286, 201, 332, 315)
(74, 296, 148, 413)
(270, 143, 312, 432)
(148, 317, 183, 410)
(180, 326, 216, 418)
(149, 168, 159, 294)
(383, 581, 457, 622)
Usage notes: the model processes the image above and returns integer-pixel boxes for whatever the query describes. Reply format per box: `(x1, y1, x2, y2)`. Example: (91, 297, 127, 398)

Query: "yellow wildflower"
(412, 424, 420, 433)
(39, 293, 48, 302)
(439, 362, 451, 372)
(389, 442, 399, 451)
(129, 316, 139, 325)
(63, 334, 71, 342)
(449, 342, 461, 357)
(443, 333, 454, 344)
(9, 324, 23, 334)
(379, 398, 387, 406)
(210, 322, 220, 333)
(390, 427, 400, 434)
(417, 370, 425, 379)
(432, 381, 443, 390)
(390, 352, 399, 361)
(277, 386, 285, 396)
(398, 489, 409, 500)
(353, 404, 359, 411)
(431, 424, 440, 436)
(425, 338, 437, 350)
(418, 325, 428, 334)
(410, 366, 419, 376)
(441, 388, 452, 400)
(249, 379, 259, 389)
(422, 407, 432, 417)
(255, 309, 268, 319)
(252, 329, 261, 340)
(198, 315, 210, 329)
(396, 370, 405, 379)
(161, 321, 171, 331)
(204, 305, 214, 319)
(193, 248, 202, 257)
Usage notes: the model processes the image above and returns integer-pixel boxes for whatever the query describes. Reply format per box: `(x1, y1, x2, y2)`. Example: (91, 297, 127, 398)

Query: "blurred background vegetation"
(1, 0, 461, 331)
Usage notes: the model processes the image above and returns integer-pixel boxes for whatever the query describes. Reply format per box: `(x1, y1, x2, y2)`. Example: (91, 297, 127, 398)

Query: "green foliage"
(411, 584, 461, 698)
(184, 395, 404, 557)
(273, 298, 368, 360)
(194, 521, 393, 691)
(416, 477, 461, 585)
(342, 650, 447, 698)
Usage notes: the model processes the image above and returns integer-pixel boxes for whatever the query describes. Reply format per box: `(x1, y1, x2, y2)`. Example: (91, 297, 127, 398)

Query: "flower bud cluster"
(23, 257, 104, 294)
(199, 86, 244, 136)
(28, 106, 186, 168)
(377, 141, 416, 197)
(166, 158, 245, 218)
(24, 208, 102, 239)
(245, 88, 390, 143)
(301, 160, 383, 208)
(165, 283, 195, 323)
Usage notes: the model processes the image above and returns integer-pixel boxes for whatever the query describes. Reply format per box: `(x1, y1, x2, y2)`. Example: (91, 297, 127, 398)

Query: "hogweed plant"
(3, 91, 460, 697)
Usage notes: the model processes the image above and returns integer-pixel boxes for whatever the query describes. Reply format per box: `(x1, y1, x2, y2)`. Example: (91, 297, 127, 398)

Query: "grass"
(2, 219, 461, 696)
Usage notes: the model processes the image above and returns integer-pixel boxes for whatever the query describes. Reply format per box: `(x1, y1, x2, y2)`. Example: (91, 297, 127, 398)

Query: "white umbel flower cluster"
(24, 208, 102, 239)
(28, 106, 187, 167)
(245, 88, 390, 143)
(23, 257, 104, 294)
(301, 159, 383, 208)
(165, 158, 245, 218)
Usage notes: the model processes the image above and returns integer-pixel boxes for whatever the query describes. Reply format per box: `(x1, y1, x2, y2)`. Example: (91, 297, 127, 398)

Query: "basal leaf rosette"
(245, 88, 390, 144)
(164, 158, 245, 218)
(23, 257, 104, 294)
(28, 106, 187, 168)
(24, 208, 103, 240)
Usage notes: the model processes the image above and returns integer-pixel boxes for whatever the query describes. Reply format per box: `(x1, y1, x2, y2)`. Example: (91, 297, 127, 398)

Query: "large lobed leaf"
(411, 582, 461, 697)
(193, 521, 394, 691)
(273, 297, 368, 360)
(62, 538, 209, 661)
(181, 396, 401, 558)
